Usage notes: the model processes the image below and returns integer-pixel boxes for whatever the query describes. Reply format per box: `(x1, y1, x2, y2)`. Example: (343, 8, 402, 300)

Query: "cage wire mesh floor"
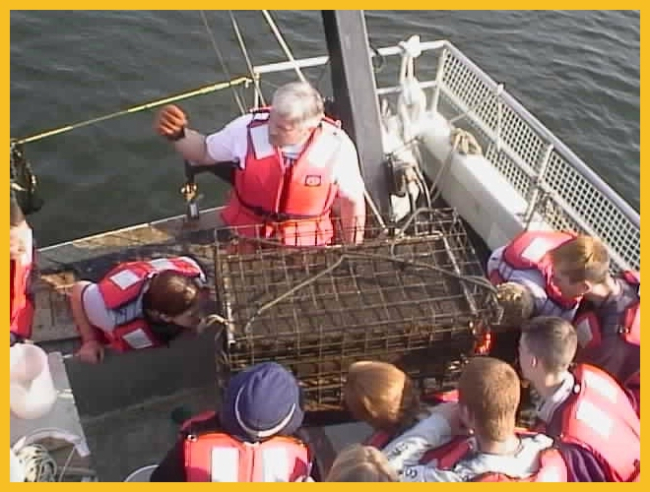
(213, 208, 501, 411)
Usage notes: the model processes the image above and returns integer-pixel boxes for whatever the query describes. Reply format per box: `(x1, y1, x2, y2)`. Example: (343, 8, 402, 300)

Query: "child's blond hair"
(326, 444, 398, 482)
(343, 361, 421, 433)
(549, 235, 610, 283)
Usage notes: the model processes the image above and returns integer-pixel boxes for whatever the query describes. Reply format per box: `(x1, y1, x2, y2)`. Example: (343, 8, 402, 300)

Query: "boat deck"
(22, 204, 503, 480)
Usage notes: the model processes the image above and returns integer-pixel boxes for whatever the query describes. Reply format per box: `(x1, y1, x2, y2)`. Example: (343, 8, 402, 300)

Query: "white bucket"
(124, 464, 158, 482)
(10, 448, 26, 482)
(10, 344, 57, 420)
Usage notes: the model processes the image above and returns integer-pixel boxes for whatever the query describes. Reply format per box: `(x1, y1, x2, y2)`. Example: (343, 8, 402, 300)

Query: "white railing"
(250, 39, 640, 273)
(434, 42, 639, 273)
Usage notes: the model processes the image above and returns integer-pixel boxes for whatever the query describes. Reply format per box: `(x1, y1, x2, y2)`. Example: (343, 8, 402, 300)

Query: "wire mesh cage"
(213, 208, 501, 411)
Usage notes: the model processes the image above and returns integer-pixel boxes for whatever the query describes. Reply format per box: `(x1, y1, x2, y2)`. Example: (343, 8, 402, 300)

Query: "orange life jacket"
(10, 237, 36, 341)
(181, 410, 311, 482)
(422, 433, 568, 482)
(538, 364, 641, 482)
(94, 257, 205, 351)
(489, 230, 579, 312)
(220, 108, 342, 247)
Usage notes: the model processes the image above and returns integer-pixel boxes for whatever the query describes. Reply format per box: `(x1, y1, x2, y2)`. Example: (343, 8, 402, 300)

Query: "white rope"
(261, 10, 307, 83)
(15, 442, 85, 482)
(15, 444, 57, 482)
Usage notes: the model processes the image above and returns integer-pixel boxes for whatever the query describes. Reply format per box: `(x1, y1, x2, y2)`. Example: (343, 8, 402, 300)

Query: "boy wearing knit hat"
(150, 362, 312, 482)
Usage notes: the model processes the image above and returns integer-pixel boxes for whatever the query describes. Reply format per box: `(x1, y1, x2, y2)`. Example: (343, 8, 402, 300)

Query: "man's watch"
(167, 127, 186, 142)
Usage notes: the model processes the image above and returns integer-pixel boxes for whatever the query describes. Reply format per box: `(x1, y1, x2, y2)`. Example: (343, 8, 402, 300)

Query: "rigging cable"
(261, 10, 307, 83)
(228, 11, 266, 108)
(255, 11, 388, 231)
(199, 10, 246, 115)
(13, 77, 250, 145)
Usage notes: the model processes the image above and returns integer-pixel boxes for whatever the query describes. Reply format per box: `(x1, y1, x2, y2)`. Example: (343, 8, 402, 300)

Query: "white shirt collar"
(536, 371, 575, 423)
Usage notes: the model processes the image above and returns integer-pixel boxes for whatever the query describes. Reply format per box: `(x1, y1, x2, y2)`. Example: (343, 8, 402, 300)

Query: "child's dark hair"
(142, 270, 200, 316)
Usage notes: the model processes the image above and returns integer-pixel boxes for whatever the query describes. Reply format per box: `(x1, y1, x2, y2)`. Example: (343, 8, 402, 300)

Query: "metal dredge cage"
(213, 208, 501, 411)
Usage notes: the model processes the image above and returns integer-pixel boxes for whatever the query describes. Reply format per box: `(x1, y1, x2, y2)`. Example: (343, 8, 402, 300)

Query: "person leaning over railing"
(488, 232, 640, 414)
(154, 81, 366, 247)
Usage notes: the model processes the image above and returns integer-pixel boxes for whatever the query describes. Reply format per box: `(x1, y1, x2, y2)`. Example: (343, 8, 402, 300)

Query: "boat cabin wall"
(63, 328, 220, 418)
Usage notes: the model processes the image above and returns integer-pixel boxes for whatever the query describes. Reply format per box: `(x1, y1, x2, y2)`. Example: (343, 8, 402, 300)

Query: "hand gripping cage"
(212, 208, 501, 411)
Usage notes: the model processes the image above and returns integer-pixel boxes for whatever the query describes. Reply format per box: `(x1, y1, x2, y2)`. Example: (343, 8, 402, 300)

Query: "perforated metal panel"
(433, 44, 640, 272)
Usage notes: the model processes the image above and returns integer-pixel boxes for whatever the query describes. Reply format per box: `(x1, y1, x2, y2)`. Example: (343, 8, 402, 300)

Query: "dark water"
(10, 10, 640, 247)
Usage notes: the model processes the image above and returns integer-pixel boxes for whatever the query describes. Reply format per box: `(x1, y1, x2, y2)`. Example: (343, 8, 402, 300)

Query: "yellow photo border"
(5, 8, 643, 487)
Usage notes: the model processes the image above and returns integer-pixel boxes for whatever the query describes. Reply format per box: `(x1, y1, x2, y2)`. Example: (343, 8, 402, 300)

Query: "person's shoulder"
(328, 127, 359, 162)
(556, 441, 608, 481)
(332, 125, 356, 146)
(213, 113, 254, 136)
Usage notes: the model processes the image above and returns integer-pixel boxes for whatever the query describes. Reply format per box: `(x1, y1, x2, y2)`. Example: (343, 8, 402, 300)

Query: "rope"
(15, 444, 57, 482)
(228, 11, 266, 108)
(199, 11, 246, 115)
(14, 442, 79, 482)
(428, 128, 482, 204)
(57, 445, 77, 482)
(13, 77, 251, 145)
(261, 10, 307, 83)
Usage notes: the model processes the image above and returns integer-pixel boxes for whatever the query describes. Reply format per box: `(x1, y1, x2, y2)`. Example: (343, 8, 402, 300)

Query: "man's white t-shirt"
(204, 114, 366, 204)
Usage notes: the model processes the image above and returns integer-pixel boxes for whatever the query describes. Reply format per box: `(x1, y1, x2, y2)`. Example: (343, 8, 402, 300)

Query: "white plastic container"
(10, 344, 57, 420)
(10, 448, 26, 482)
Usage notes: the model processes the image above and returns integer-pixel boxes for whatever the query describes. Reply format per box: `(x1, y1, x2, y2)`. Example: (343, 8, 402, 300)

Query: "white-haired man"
(155, 81, 366, 247)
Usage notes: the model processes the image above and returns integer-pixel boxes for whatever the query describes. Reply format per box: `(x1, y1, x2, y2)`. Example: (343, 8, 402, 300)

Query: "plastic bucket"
(10, 448, 26, 482)
(10, 344, 57, 420)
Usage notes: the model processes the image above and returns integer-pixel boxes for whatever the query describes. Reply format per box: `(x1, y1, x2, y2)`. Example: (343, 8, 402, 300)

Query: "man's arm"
(69, 282, 99, 344)
(155, 105, 250, 168)
(334, 137, 367, 244)
(172, 129, 217, 166)
(69, 282, 105, 364)
(338, 196, 366, 244)
(381, 403, 460, 473)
